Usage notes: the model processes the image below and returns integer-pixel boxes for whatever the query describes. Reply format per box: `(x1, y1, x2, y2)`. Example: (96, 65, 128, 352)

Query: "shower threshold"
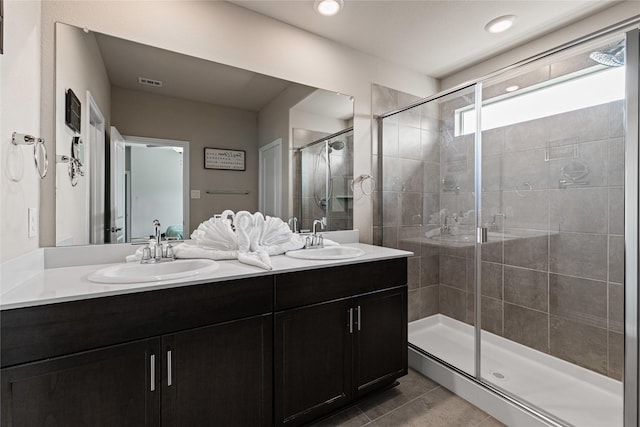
(409, 314, 622, 427)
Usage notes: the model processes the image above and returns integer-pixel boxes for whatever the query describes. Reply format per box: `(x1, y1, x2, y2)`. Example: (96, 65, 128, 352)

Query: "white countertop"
(0, 243, 412, 310)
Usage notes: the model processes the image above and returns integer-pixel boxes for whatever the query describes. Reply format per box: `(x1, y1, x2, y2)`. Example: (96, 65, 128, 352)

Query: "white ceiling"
(229, 0, 621, 78)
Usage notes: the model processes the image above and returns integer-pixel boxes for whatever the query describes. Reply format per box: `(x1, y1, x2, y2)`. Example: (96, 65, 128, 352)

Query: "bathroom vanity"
(0, 244, 409, 427)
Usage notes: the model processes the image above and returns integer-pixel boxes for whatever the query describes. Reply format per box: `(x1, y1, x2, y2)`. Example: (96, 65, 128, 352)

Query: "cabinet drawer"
(1, 276, 273, 368)
(275, 258, 407, 311)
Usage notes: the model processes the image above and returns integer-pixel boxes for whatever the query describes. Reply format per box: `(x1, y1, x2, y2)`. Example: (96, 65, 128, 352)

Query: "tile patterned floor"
(310, 369, 506, 427)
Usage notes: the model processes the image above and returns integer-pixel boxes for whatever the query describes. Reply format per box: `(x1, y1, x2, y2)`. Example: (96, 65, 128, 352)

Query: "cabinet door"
(275, 299, 352, 427)
(353, 287, 407, 397)
(162, 314, 272, 427)
(0, 339, 160, 427)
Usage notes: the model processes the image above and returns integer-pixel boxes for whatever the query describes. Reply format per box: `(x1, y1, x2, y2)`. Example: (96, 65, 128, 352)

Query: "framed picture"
(204, 147, 246, 171)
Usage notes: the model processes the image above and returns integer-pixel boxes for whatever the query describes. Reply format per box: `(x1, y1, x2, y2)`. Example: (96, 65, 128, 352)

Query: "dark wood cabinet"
(1, 339, 160, 427)
(1, 257, 408, 427)
(275, 300, 353, 426)
(353, 288, 407, 397)
(162, 314, 272, 427)
(274, 259, 408, 427)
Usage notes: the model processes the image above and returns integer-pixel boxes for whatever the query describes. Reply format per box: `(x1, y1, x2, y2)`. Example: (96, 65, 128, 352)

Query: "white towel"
(190, 216, 238, 251)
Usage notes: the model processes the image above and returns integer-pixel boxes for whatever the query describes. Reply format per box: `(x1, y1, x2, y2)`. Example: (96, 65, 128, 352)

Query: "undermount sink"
(88, 259, 219, 284)
(285, 246, 365, 260)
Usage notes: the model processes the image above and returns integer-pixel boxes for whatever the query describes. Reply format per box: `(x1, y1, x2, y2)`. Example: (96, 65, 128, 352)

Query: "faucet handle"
(165, 243, 175, 260)
(141, 245, 152, 263)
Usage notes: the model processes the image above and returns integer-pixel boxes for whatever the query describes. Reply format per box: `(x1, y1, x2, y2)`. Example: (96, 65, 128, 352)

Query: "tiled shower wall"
(373, 64, 625, 380)
(372, 83, 442, 323)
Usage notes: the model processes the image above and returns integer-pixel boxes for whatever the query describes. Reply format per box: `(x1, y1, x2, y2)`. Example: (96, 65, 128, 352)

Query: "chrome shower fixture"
(589, 43, 625, 67)
(328, 140, 345, 152)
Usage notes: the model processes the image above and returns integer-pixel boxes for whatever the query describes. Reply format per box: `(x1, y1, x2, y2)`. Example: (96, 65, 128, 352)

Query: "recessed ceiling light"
(485, 15, 516, 34)
(314, 0, 343, 16)
(506, 85, 519, 92)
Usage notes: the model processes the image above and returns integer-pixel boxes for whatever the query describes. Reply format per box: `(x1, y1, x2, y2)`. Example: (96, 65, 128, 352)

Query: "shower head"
(328, 140, 345, 151)
(589, 44, 625, 67)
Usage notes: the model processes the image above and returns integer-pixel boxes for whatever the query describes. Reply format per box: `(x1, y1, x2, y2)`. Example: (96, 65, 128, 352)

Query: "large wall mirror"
(54, 22, 354, 246)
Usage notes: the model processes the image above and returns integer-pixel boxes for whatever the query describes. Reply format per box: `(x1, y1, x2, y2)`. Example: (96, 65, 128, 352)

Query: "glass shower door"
(478, 33, 627, 426)
(401, 84, 479, 378)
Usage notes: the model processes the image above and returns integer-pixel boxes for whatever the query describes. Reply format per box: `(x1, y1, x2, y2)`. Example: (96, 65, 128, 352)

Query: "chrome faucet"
(288, 216, 299, 233)
(141, 219, 175, 263)
(305, 217, 326, 248)
(440, 214, 457, 235)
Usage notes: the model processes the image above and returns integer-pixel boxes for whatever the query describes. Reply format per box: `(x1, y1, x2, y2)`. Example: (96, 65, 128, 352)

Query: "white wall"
(39, 0, 438, 247)
(54, 22, 111, 246)
(0, 0, 41, 262)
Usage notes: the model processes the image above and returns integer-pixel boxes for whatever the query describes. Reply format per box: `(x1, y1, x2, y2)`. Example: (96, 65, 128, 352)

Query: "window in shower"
(457, 65, 625, 136)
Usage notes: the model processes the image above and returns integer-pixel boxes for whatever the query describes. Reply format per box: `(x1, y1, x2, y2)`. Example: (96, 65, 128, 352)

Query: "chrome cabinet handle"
(167, 350, 173, 386)
(356, 305, 361, 331)
(348, 308, 353, 334)
(150, 354, 156, 391)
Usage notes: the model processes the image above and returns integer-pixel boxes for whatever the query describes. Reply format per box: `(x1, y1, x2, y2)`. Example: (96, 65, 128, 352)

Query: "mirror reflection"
(54, 22, 354, 246)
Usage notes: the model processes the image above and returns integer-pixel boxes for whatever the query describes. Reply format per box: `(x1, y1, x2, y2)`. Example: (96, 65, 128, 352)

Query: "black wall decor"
(65, 89, 81, 133)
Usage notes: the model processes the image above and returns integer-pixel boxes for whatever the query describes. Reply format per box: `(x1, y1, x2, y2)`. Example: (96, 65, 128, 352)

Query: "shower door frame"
(376, 21, 640, 427)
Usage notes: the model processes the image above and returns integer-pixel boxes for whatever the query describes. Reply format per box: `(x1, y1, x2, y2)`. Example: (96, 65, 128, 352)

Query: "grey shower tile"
(398, 94, 421, 128)
(382, 157, 402, 191)
(502, 149, 549, 191)
(608, 331, 624, 381)
(420, 254, 439, 286)
(408, 289, 421, 322)
(609, 235, 624, 284)
(504, 235, 548, 271)
(504, 303, 549, 353)
(481, 155, 503, 192)
(398, 226, 423, 255)
(382, 192, 399, 227)
(367, 386, 491, 427)
(408, 256, 421, 290)
(481, 262, 503, 300)
(439, 285, 467, 323)
(381, 226, 398, 249)
(609, 100, 624, 139)
(382, 122, 399, 157)
(400, 193, 423, 226)
(608, 138, 624, 187)
(421, 285, 439, 318)
(504, 121, 549, 153)
(481, 127, 505, 157)
(503, 190, 549, 231)
(482, 240, 503, 263)
(422, 193, 440, 227)
(372, 84, 399, 116)
(440, 256, 466, 290)
(609, 187, 624, 235)
(400, 158, 424, 193)
(549, 273, 607, 328)
(548, 139, 608, 189)
(504, 266, 548, 312)
(421, 129, 440, 163)
(357, 368, 439, 421)
(549, 232, 607, 281)
(609, 282, 623, 334)
(550, 315, 607, 375)
(399, 125, 422, 160)
(549, 187, 608, 234)
(423, 162, 441, 194)
(482, 297, 503, 336)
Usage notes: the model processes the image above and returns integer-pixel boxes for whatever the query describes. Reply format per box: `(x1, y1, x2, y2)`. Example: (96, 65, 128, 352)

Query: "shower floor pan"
(409, 314, 622, 427)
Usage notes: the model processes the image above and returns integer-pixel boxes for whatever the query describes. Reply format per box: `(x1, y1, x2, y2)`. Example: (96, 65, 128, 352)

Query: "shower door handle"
(478, 227, 488, 244)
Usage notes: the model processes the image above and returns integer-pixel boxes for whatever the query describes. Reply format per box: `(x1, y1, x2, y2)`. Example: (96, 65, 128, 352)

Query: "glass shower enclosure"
(376, 27, 638, 426)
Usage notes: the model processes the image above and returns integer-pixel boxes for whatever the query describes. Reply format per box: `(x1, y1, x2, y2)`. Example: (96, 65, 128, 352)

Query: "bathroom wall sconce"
(57, 136, 84, 187)
(11, 132, 48, 179)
